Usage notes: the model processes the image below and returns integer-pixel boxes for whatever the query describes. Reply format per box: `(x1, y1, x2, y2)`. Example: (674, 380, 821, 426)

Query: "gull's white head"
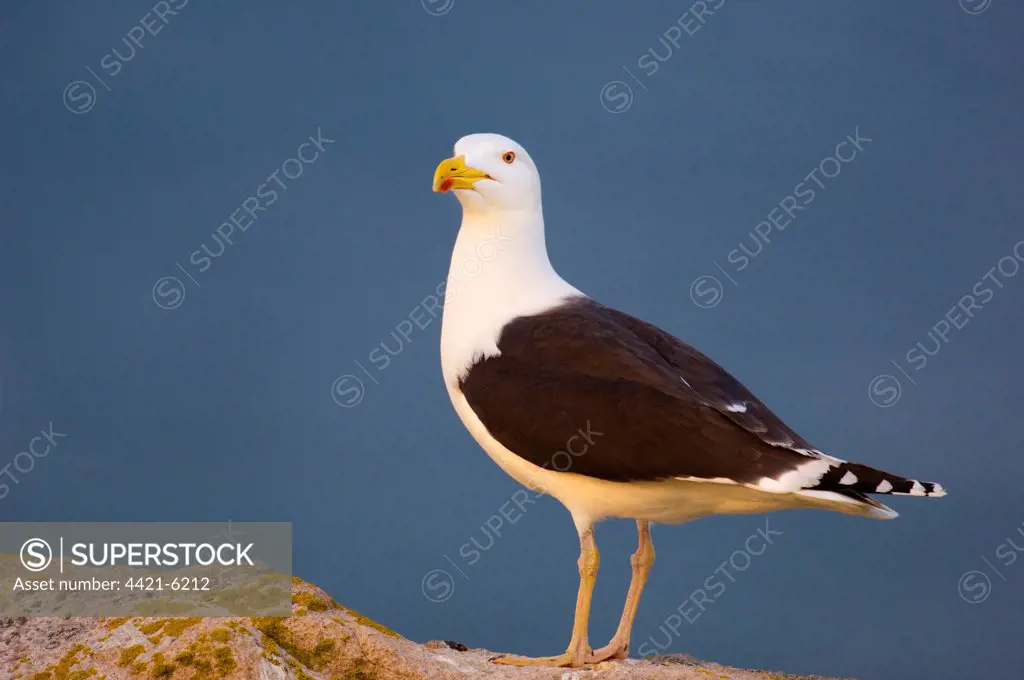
(432, 133, 541, 214)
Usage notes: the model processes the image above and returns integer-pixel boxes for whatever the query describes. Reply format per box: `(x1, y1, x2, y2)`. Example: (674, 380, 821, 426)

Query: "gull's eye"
(502, 151, 516, 165)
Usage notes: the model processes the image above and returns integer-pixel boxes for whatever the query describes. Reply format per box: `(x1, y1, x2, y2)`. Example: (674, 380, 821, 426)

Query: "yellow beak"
(432, 155, 492, 193)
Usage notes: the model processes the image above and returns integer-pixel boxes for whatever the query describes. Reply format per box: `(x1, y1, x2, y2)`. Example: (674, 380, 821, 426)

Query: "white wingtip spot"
(756, 459, 837, 493)
(909, 481, 926, 496)
(725, 403, 747, 413)
(839, 471, 858, 485)
(876, 480, 894, 493)
(929, 483, 947, 497)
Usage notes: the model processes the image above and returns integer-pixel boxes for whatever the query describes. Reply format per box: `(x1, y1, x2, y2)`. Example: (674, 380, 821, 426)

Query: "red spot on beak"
(440, 178, 454, 192)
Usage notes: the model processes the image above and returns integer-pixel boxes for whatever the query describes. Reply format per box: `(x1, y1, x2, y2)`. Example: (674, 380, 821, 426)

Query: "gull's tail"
(794, 460, 946, 520)
(810, 461, 947, 497)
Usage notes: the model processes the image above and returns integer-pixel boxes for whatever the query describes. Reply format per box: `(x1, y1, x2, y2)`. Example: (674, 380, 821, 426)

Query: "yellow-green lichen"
(336, 658, 382, 680)
(337, 605, 399, 638)
(169, 636, 237, 679)
(117, 645, 146, 668)
(252, 618, 336, 670)
(150, 653, 175, 678)
(208, 628, 232, 643)
(292, 592, 334, 612)
(29, 643, 97, 680)
(138, 619, 164, 634)
(139, 617, 202, 644)
(172, 650, 195, 666)
(213, 647, 236, 676)
(259, 631, 279, 656)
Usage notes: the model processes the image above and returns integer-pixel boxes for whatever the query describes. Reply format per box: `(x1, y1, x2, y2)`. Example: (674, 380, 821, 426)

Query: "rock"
(0, 577, 852, 679)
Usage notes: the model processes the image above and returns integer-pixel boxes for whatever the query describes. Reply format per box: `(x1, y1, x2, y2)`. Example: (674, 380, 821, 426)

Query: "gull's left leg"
(587, 520, 654, 663)
(492, 523, 599, 668)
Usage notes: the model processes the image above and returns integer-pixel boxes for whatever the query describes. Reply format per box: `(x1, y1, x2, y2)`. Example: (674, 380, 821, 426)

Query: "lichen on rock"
(0, 578, 850, 680)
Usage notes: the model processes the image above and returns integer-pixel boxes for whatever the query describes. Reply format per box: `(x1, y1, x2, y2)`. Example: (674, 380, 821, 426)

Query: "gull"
(431, 133, 946, 668)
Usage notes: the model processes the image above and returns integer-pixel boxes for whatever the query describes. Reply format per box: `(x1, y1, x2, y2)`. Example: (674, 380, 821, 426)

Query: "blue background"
(1, 2, 1022, 679)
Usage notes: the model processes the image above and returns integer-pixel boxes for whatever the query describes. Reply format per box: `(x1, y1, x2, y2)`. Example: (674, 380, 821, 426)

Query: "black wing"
(458, 297, 821, 484)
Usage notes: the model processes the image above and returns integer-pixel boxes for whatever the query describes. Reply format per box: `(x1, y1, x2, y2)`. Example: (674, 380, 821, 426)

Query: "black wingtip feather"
(812, 462, 947, 497)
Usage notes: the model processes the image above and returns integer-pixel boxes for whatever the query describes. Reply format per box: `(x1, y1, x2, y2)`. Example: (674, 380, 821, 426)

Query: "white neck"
(439, 208, 582, 388)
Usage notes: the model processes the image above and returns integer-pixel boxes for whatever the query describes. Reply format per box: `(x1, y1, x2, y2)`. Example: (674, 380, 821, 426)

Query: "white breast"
(439, 212, 580, 391)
